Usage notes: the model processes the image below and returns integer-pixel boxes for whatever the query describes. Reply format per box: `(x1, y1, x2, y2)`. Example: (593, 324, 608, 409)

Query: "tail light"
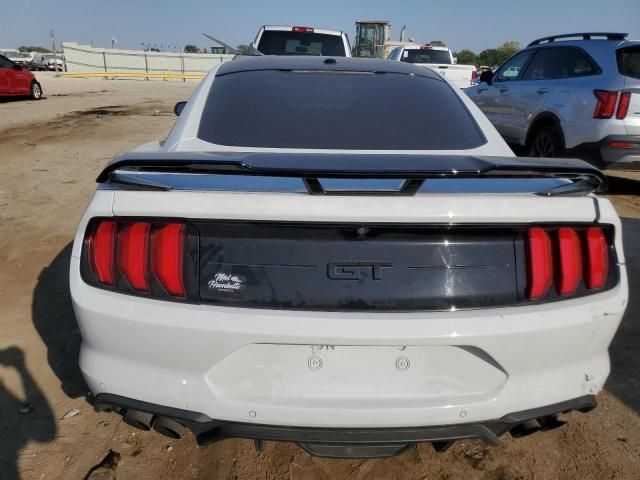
(88, 221, 117, 285)
(616, 92, 631, 119)
(594, 90, 631, 119)
(117, 222, 151, 292)
(151, 224, 186, 297)
(526, 228, 553, 300)
(292, 26, 314, 33)
(593, 90, 618, 119)
(471, 70, 479, 81)
(584, 227, 609, 289)
(525, 226, 613, 301)
(556, 227, 582, 295)
(83, 219, 191, 300)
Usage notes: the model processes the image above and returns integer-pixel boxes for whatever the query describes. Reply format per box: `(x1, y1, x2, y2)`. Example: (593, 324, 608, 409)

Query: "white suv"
(252, 25, 352, 57)
(465, 33, 640, 169)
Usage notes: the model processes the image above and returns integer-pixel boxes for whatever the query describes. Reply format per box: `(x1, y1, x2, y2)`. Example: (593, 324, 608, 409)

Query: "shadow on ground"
(607, 217, 640, 413)
(32, 243, 86, 399)
(0, 96, 45, 103)
(606, 175, 640, 195)
(0, 346, 56, 480)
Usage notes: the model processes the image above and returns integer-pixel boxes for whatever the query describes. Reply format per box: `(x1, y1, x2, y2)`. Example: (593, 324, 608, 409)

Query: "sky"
(2, 0, 639, 54)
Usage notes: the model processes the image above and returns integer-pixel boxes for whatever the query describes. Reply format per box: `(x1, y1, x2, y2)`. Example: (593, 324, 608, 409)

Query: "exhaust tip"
(123, 409, 154, 431)
(539, 413, 568, 431)
(153, 416, 186, 439)
(510, 418, 542, 438)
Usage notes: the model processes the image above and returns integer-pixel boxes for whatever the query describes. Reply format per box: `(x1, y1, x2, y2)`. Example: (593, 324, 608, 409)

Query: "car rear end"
(253, 25, 351, 57)
(556, 37, 640, 169)
(398, 45, 477, 89)
(70, 57, 627, 458)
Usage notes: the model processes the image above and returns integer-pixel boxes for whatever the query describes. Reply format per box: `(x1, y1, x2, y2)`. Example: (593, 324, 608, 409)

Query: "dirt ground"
(1, 72, 639, 480)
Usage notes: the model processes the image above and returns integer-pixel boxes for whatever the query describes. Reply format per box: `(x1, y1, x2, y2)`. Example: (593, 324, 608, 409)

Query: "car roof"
(403, 45, 449, 51)
(216, 55, 442, 79)
(262, 25, 343, 36)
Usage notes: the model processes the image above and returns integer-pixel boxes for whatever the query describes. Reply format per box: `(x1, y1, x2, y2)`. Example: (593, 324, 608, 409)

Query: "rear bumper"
(71, 254, 627, 429)
(94, 392, 597, 457)
(571, 135, 640, 170)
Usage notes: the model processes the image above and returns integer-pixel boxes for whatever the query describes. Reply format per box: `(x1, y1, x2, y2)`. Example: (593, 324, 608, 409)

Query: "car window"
(617, 44, 640, 80)
(564, 48, 600, 77)
(0, 55, 14, 68)
(198, 70, 486, 150)
(494, 50, 534, 82)
(522, 48, 567, 80)
(522, 47, 600, 80)
(257, 31, 346, 56)
(387, 48, 400, 60)
(401, 49, 452, 64)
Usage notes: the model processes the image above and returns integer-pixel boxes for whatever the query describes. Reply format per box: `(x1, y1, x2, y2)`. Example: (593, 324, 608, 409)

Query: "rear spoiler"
(97, 152, 607, 196)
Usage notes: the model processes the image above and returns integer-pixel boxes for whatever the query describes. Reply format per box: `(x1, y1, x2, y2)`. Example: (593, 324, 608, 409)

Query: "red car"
(0, 54, 42, 99)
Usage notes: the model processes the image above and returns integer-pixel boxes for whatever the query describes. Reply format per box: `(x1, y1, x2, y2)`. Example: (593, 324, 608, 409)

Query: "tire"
(30, 81, 42, 100)
(528, 126, 563, 158)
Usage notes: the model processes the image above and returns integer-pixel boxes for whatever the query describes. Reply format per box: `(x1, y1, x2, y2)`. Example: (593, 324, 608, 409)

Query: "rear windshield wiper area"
(97, 152, 607, 196)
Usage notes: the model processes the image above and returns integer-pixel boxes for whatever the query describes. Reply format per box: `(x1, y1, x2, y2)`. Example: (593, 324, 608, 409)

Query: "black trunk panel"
(195, 222, 523, 311)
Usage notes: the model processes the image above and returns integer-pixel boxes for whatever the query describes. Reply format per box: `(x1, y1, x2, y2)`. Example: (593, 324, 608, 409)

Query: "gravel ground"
(1, 73, 639, 480)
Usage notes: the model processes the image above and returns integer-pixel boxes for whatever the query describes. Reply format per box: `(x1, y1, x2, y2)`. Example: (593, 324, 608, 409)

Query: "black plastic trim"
(527, 32, 627, 46)
(96, 152, 607, 194)
(93, 393, 597, 451)
(80, 219, 620, 311)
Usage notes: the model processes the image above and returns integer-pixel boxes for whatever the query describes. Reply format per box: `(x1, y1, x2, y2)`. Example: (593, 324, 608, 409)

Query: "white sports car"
(71, 56, 628, 458)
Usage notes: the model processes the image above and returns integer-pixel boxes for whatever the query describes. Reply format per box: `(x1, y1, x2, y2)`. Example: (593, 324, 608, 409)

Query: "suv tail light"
(593, 90, 618, 119)
(292, 26, 314, 33)
(471, 70, 479, 81)
(616, 92, 631, 119)
(83, 219, 193, 300)
(593, 90, 631, 119)
(525, 226, 613, 301)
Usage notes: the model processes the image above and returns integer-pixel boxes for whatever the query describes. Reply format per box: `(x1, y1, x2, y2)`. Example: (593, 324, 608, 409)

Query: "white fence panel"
(62, 42, 233, 78)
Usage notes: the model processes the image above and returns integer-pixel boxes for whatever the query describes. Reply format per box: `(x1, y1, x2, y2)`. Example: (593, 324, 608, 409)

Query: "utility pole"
(50, 30, 60, 75)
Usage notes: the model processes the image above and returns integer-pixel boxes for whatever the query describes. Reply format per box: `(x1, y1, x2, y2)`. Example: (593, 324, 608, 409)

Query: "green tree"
(183, 44, 199, 53)
(454, 49, 478, 66)
(429, 40, 446, 47)
(478, 41, 520, 67)
(18, 46, 52, 53)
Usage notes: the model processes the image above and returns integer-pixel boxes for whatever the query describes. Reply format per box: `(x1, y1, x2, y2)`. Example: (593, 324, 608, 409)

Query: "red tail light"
(525, 226, 612, 301)
(88, 221, 117, 285)
(526, 227, 553, 300)
(616, 92, 631, 119)
(117, 222, 151, 292)
(585, 227, 609, 290)
(151, 224, 186, 297)
(85, 219, 187, 299)
(556, 228, 582, 295)
(593, 90, 618, 119)
(471, 70, 479, 80)
(292, 26, 314, 33)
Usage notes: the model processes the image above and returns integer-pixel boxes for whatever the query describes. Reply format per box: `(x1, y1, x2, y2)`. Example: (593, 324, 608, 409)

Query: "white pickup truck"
(387, 44, 477, 89)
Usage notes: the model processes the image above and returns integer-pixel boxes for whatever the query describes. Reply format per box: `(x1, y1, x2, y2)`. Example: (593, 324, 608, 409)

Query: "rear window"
(401, 49, 452, 64)
(198, 70, 486, 150)
(257, 31, 346, 56)
(617, 45, 640, 79)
